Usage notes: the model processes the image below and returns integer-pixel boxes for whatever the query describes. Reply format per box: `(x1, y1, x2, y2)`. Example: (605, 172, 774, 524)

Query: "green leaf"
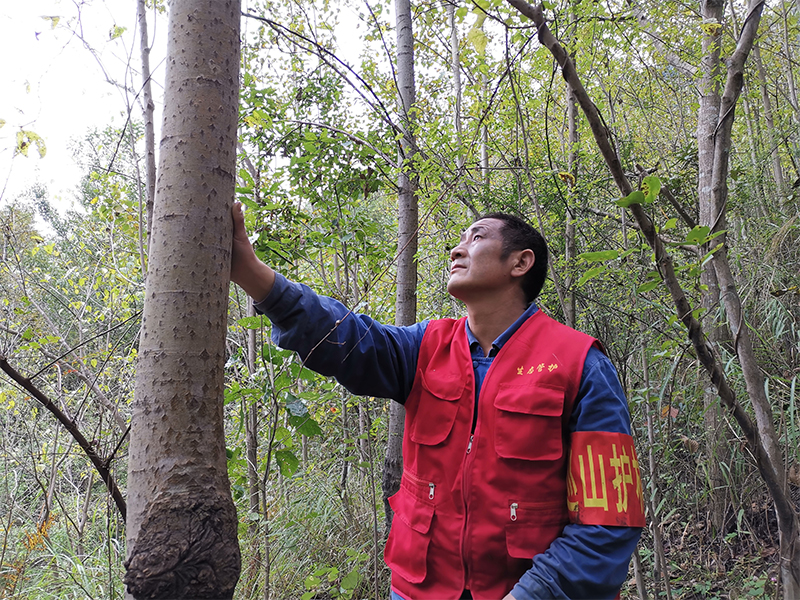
(275, 449, 300, 476)
(304, 573, 321, 588)
(22, 328, 34, 341)
(636, 281, 660, 294)
(685, 225, 710, 244)
(578, 250, 619, 262)
(237, 315, 263, 329)
(289, 414, 323, 437)
(642, 175, 661, 203)
(663, 218, 678, 230)
(274, 426, 294, 448)
(455, 6, 468, 18)
(615, 190, 645, 207)
(285, 393, 309, 417)
(578, 265, 606, 286)
(700, 243, 723, 266)
(341, 568, 360, 590)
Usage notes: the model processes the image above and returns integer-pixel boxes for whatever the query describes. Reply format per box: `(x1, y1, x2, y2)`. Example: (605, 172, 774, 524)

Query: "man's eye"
(473, 234, 482, 240)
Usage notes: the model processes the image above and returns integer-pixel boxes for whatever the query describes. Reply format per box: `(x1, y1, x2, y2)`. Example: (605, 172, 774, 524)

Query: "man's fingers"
(232, 202, 247, 236)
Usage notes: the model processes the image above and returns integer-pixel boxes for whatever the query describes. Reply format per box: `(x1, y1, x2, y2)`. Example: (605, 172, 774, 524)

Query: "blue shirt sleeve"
(254, 273, 427, 403)
(510, 347, 643, 600)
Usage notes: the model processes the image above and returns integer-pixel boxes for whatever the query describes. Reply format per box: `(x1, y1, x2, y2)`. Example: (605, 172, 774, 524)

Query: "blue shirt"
(256, 274, 641, 600)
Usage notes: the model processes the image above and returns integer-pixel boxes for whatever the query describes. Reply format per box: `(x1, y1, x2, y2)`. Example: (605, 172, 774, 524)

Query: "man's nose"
(450, 244, 464, 261)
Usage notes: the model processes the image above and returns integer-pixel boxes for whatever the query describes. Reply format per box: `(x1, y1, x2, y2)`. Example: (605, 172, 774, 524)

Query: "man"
(230, 203, 644, 600)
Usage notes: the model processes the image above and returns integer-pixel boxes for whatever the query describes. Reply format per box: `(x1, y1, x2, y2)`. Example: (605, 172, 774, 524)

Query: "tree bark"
(697, 0, 730, 539)
(124, 1, 242, 598)
(383, 0, 418, 533)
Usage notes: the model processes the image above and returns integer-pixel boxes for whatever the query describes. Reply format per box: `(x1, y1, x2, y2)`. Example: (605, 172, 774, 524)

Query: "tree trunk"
(448, 1, 464, 177)
(246, 300, 260, 534)
(782, 6, 800, 159)
(136, 0, 157, 249)
(383, 0, 418, 533)
(124, 1, 242, 598)
(447, 0, 477, 217)
(564, 65, 578, 328)
(752, 44, 786, 195)
(697, 0, 730, 539)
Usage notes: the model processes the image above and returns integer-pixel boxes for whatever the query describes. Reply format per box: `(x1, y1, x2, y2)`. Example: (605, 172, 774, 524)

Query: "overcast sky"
(0, 0, 165, 212)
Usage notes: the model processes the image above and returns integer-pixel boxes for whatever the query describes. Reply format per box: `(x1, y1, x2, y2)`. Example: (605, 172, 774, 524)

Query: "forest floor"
(622, 488, 798, 600)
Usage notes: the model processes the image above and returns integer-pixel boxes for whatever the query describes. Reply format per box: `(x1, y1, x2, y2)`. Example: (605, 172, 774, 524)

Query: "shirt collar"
(466, 303, 539, 357)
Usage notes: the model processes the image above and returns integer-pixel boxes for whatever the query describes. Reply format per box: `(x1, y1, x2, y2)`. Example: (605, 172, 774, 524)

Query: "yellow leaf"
(15, 131, 29, 157)
(699, 21, 722, 36)
(467, 27, 488, 56)
(661, 405, 679, 420)
(110, 24, 127, 40)
(41, 16, 60, 29)
(15, 130, 47, 158)
(0, 119, 6, 129)
(558, 172, 576, 185)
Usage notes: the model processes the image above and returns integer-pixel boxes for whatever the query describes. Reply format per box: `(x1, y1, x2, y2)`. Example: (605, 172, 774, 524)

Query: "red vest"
(384, 310, 598, 600)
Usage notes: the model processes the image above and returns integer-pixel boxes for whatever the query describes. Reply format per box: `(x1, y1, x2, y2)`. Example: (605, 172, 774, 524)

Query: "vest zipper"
(510, 502, 518, 521)
(402, 470, 436, 501)
(461, 429, 478, 590)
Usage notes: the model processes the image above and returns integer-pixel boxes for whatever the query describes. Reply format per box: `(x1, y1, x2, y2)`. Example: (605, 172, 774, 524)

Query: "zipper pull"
(510, 502, 518, 521)
(466, 434, 474, 454)
(428, 483, 435, 500)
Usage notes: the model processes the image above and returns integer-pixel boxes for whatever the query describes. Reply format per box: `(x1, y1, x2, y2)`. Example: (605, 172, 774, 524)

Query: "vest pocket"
(410, 369, 465, 446)
(384, 488, 435, 583)
(505, 499, 569, 559)
(494, 384, 565, 461)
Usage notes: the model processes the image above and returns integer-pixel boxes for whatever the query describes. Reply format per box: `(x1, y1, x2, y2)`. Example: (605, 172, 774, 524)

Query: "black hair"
(478, 212, 548, 304)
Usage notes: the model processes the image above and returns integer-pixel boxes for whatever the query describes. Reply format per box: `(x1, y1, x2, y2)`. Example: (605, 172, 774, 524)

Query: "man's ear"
(511, 248, 535, 278)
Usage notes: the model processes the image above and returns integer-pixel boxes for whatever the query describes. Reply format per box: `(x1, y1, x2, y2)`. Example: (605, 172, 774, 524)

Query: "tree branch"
(0, 357, 127, 520)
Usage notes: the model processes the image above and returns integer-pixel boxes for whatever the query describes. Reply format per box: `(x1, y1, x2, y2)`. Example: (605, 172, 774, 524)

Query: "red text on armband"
(567, 431, 646, 527)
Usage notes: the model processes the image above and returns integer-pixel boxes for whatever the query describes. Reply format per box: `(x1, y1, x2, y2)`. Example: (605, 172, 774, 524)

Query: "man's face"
(447, 218, 519, 302)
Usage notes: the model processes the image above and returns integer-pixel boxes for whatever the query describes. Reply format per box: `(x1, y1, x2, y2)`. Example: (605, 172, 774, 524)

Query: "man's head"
(476, 212, 548, 304)
(448, 213, 548, 306)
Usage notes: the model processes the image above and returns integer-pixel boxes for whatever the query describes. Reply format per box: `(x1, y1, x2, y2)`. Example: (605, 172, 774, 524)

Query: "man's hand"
(502, 594, 517, 600)
(230, 202, 276, 302)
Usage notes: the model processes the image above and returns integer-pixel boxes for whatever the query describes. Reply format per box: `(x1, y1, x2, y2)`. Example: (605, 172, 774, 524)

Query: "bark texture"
(125, 1, 242, 598)
(137, 0, 157, 247)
